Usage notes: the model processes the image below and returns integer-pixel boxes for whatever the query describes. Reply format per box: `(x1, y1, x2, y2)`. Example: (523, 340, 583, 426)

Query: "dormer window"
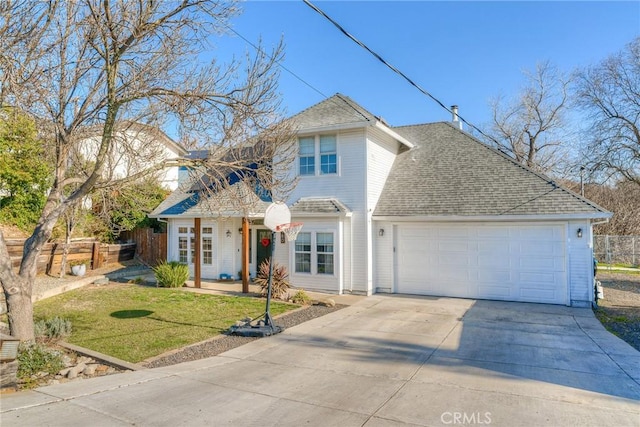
(299, 134, 337, 176)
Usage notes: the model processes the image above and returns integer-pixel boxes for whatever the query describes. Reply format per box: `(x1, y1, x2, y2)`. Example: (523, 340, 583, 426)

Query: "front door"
(256, 229, 273, 273)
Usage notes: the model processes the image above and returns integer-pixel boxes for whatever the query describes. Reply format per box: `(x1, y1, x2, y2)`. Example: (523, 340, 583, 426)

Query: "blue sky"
(215, 1, 639, 129)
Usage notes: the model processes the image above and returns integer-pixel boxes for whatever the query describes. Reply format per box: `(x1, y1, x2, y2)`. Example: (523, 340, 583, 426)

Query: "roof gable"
(374, 122, 610, 218)
(289, 93, 376, 130)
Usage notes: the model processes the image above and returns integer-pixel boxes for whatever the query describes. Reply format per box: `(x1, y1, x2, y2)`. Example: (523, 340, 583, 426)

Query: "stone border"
(57, 341, 144, 372)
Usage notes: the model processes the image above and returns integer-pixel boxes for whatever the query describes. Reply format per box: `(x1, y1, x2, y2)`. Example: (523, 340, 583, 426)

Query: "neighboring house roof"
(290, 198, 351, 216)
(373, 122, 611, 219)
(291, 93, 413, 148)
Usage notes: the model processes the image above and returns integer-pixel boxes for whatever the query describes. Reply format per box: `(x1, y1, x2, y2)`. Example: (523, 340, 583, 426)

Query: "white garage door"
(396, 223, 567, 305)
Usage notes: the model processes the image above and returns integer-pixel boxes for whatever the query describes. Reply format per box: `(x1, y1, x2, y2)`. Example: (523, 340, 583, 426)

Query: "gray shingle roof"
(373, 122, 610, 218)
(290, 198, 351, 215)
(289, 93, 377, 130)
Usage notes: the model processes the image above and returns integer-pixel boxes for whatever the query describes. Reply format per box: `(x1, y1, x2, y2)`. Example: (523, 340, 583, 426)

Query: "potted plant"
(69, 260, 88, 276)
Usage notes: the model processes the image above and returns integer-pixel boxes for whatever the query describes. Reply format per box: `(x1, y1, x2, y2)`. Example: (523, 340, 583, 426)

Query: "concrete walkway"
(2, 295, 639, 426)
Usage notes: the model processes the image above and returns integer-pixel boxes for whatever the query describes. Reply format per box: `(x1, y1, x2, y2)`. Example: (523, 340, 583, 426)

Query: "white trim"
(298, 122, 369, 135)
(291, 212, 352, 218)
(296, 121, 413, 148)
(292, 230, 337, 277)
(372, 213, 612, 222)
(373, 121, 414, 148)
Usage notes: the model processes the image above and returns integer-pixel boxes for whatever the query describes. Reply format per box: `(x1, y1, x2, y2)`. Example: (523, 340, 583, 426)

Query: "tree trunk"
(0, 230, 36, 341)
(5, 280, 34, 341)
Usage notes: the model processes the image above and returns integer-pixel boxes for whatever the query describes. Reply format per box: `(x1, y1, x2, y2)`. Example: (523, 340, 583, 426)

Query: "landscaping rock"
(83, 364, 98, 376)
(93, 277, 109, 285)
(62, 355, 73, 367)
(318, 298, 336, 307)
(67, 362, 87, 379)
(76, 356, 93, 365)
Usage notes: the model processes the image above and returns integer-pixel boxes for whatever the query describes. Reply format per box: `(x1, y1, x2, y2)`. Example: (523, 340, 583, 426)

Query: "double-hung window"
(298, 134, 337, 176)
(316, 233, 334, 274)
(298, 137, 315, 176)
(295, 232, 312, 273)
(294, 232, 334, 275)
(319, 135, 337, 174)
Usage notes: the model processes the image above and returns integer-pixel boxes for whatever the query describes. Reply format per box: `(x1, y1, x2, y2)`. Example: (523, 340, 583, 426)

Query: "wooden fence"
(120, 228, 167, 266)
(7, 238, 136, 275)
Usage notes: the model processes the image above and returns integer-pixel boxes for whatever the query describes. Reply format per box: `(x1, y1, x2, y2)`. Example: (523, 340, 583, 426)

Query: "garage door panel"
(477, 227, 511, 238)
(478, 270, 511, 282)
(519, 271, 557, 284)
(478, 255, 510, 268)
(396, 223, 567, 305)
(478, 285, 511, 298)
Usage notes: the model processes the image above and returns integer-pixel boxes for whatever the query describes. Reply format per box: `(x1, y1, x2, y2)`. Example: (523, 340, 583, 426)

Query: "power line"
(302, 0, 500, 145)
(217, 19, 328, 100)
(217, 19, 377, 124)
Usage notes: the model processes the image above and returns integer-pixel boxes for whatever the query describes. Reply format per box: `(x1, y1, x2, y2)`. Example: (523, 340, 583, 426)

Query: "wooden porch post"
(194, 217, 201, 288)
(242, 217, 249, 293)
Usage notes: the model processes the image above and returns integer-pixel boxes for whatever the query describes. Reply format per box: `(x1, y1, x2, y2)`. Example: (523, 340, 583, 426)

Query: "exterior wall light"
(226, 230, 232, 238)
(379, 228, 385, 237)
(577, 228, 583, 238)
(238, 227, 243, 235)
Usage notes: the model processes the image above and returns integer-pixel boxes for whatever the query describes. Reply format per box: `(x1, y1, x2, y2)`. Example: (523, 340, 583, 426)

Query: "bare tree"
(485, 62, 571, 173)
(561, 180, 640, 235)
(574, 37, 640, 186)
(0, 0, 296, 341)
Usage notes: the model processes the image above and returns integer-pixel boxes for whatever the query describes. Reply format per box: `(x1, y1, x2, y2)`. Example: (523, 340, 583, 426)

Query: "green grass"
(34, 284, 297, 363)
(597, 262, 639, 269)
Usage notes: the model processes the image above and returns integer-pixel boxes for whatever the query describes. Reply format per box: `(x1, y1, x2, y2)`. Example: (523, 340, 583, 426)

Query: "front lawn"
(34, 284, 297, 363)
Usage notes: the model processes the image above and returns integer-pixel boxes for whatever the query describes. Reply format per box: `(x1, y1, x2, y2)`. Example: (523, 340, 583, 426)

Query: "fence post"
(633, 236, 636, 266)
(92, 242, 101, 270)
(605, 235, 610, 264)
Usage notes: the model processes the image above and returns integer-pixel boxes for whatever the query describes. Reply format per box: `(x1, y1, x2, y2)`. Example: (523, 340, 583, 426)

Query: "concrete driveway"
(2, 295, 639, 426)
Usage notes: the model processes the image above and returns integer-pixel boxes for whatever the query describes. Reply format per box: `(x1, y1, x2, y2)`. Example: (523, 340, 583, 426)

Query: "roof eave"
(374, 121, 414, 148)
(372, 212, 613, 222)
(291, 212, 353, 218)
(297, 121, 413, 149)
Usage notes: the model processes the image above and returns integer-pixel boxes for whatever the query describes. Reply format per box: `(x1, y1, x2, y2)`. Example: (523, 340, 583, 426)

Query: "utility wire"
(217, 18, 377, 124)
(218, 19, 328, 100)
(302, 0, 500, 145)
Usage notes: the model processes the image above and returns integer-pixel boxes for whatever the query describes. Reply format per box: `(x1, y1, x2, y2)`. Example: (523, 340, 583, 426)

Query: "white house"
(80, 121, 188, 190)
(150, 94, 611, 307)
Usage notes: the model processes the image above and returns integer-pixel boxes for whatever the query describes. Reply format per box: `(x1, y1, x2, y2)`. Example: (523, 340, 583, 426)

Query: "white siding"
(373, 220, 394, 292)
(168, 218, 244, 281)
(81, 130, 182, 190)
(364, 128, 401, 294)
(288, 219, 342, 293)
(218, 222, 236, 278)
(568, 221, 594, 307)
(286, 129, 369, 294)
(366, 127, 400, 211)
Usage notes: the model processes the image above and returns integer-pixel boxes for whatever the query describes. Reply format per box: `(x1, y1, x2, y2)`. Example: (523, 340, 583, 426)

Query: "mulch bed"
(143, 304, 345, 368)
(594, 272, 640, 351)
